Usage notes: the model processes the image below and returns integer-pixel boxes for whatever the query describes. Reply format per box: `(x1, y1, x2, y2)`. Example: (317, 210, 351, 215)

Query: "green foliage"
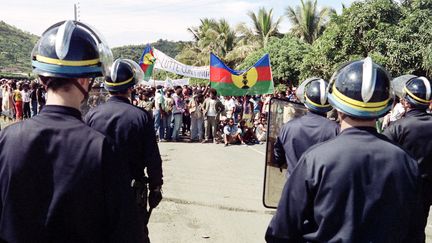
(0, 21, 39, 74)
(300, 0, 431, 79)
(239, 35, 311, 86)
(286, 0, 335, 44)
(112, 39, 188, 63)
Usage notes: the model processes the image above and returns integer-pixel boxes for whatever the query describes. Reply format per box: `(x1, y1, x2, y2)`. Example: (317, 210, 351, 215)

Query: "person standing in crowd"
(85, 59, 163, 243)
(383, 76, 432, 242)
(0, 20, 141, 242)
(266, 58, 422, 242)
(153, 85, 165, 141)
(171, 86, 185, 142)
(189, 92, 204, 142)
(202, 88, 224, 143)
(242, 95, 254, 128)
(36, 84, 46, 112)
(21, 83, 31, 119)
(12, 82, 23, 120)
(273, 78, 339, 177)
(233, 96, 243, 123)
(29, 81, 38, 117)
(162, 89, 174, 141)
(224, 96, 235, 119)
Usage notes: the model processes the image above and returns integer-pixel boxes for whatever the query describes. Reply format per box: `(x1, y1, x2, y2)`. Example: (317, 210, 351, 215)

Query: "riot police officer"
(0, 20, 141, 242)
(273, 78, 339, 177)
(383, 75, 432, 241)
(85, 59, 163, 243)
(266, 58, 422, 242)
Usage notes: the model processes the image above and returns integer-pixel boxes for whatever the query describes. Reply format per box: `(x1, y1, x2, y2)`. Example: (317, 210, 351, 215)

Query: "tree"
(299, 0, 404, 80)
(247, 7, 283, 48)
(239, 35, 311, 87)
(286, 0, 335, 44)
(178, 18, 237, 66)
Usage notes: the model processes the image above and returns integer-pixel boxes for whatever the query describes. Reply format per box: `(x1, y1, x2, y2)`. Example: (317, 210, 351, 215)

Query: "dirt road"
(148, 142, 273, 243)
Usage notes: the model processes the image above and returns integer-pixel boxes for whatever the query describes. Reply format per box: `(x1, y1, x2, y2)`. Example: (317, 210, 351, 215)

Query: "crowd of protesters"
(127, 83, 305, 146)
(1, 78, 302, 145)
(0, 78, 46, 123)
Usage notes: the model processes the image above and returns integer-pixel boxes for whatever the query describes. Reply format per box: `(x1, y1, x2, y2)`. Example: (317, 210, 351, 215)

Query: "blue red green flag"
(139, 44, 156, 81)
(209, 53, 274, 96)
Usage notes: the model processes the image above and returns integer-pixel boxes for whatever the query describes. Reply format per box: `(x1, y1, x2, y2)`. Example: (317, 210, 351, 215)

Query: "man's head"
(226, 118, 235, 126)
(299, 77, 332, 114)
(104, 59, 143, 97)
(401, 76, 431, 111)
(31, 20, 112, 102)
(174, 86, 182, 95)
(328, 57, 392, 120)
(209, 88, 217, 99)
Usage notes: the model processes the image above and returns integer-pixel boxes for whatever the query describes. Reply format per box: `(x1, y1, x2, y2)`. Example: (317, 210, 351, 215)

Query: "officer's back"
(274, 78, 339, 176)
(0, 20, 140, 243)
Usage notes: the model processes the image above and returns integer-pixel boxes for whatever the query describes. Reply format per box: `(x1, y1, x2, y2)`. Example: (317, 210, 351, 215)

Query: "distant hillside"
(112, 39, 190, 62)
(0, 21, 39, 75)
(0, 21, 189, 76)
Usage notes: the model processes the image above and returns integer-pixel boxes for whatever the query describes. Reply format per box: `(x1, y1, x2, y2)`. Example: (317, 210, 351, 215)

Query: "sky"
(0, 0, 354, 48)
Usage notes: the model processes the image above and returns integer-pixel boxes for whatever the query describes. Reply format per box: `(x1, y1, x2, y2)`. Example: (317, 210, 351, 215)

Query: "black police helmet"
(31, 20, 112, 79)
(327, 57, 392, 119)
(104, 59, 143, 92)
(403, 76, 431, 109)
(303, 78, 332, 114)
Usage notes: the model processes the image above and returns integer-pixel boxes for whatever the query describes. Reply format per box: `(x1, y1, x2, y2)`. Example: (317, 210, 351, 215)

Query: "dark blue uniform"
(383, 109, 432, 239)
(266, 127, 422, 243)
(85, 96, 163, 188)
(274, 112, 339, 176)
(85, 96, 163, 241)
(0, 105, 141, 243)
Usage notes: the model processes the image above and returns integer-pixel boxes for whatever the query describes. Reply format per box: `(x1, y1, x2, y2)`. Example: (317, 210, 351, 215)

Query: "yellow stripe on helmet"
(404, 87, 431, 104)
(104, 77, 134, 86)
(332, 84, 390, 108)
(305, 94, 331, 108)
(36, 55, 100, 66)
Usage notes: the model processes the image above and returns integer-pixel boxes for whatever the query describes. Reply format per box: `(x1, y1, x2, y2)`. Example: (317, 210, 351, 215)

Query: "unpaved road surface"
(148, 142, 273, 243)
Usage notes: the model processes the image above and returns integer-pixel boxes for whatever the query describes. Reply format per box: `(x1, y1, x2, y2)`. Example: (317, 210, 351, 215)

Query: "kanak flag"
(139, 44, 156, 81)
(210, 53, 274, 96)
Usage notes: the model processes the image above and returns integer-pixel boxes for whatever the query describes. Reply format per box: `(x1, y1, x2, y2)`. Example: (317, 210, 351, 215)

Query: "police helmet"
(31, 20, 113, 79)
(403, 76, 431, 109)
(298, 78, 332, 114)
(104, 59, 143, 92)
(327, 57, 392, 119)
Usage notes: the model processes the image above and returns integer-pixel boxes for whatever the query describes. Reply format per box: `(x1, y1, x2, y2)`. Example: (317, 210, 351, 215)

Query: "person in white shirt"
(21, 83, 31, 119)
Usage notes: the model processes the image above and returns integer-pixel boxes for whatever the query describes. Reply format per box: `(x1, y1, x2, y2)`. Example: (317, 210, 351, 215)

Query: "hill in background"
(112, 39, 189, 62)
(0, 20, 187, 77)
(0, 21, 39, 75)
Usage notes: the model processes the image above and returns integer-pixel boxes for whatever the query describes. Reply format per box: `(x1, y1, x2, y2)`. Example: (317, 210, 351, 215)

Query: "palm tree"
(247, 7, 283, 48)
(286, 0, 335, 44)
(178, 18, 237, 65)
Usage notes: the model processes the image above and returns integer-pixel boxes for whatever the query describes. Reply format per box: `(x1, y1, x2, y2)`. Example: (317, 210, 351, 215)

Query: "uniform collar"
(108, 95, 130, 104)
(307, 111, 327, 117)
(340, 126, 378, 135)
(405, 109, 427, 117)
(40, 105, 82, 120)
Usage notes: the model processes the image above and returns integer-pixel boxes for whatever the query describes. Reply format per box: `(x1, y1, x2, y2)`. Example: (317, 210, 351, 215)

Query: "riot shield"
(392, 75, 416, 98)
(263, 98, 307, 208)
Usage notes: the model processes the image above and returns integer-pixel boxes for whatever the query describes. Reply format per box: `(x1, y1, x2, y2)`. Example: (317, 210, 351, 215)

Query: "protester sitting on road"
(238, 119, 257, 144)
(223, 118, 245, 146)
(255, 116, 267, 142)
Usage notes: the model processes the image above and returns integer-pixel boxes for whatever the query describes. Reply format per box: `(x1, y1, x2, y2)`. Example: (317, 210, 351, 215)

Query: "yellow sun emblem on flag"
(232, 68, 258, 89)
(144, 53, 155, 65)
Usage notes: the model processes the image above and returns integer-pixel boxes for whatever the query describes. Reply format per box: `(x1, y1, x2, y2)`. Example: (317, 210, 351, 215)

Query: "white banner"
(153, 48, 210, 79)
(140, 78, 190, 87)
